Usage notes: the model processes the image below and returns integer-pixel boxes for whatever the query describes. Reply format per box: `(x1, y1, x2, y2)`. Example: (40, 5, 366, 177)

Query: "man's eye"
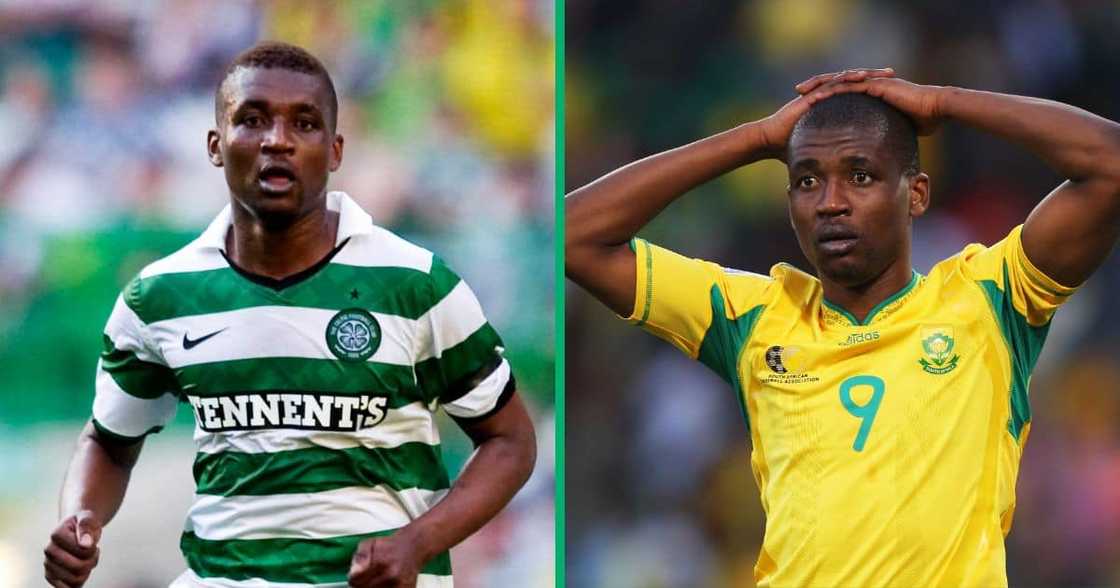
(243, 115, 263, 127)
(797, 176, 818, 189)
(297, 119, 317, 131)
(852, 171, 872, 185)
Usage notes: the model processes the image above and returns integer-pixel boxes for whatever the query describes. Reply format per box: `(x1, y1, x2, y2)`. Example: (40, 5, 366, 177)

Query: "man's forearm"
(566, 121, 771, 251)
(397, 427, 536, 564)
(58, 422, 138, 524)
(939, 87, 1120, 182)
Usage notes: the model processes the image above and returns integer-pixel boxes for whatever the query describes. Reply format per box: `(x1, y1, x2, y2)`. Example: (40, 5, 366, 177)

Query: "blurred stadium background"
(567, 1, 1120, 587)
(0, 1, 553, 586)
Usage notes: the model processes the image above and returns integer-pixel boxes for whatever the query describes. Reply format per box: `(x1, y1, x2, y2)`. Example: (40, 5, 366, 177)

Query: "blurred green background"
(0, 1, 554, 586)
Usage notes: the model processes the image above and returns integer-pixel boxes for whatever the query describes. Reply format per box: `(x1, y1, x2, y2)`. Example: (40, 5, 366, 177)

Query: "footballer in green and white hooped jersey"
(93, 191, 511, 587)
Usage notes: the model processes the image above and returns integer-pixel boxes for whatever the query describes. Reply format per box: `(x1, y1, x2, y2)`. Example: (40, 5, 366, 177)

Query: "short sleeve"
(413, 258, 511, 419)
(958, 224, 1079, 328)
(626, 238, 774, 359)
(93, 285, 180, 441)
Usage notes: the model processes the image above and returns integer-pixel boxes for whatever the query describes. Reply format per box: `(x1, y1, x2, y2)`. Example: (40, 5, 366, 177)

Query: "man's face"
(786, 125, 927, 287)
(208, 67, 342, 225)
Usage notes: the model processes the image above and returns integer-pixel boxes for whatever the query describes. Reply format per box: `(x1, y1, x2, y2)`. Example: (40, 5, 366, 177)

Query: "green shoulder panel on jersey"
(976, 261, 1050, 442)
(101, 335, 180, 399)
(697, 285, 765, 434)
(181, 530, 451, 583)
(126, 261, 461, 324)
(194, 442, 451, 496)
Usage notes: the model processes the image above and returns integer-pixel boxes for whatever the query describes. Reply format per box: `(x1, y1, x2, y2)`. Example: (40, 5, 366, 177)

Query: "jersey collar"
(194, 191, 374, 251)
(822, 270, 922, 327)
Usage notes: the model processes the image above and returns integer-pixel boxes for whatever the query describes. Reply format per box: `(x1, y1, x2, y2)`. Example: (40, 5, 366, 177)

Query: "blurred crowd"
(567, 1, 1120, 586)
(0, 1, 553, 586)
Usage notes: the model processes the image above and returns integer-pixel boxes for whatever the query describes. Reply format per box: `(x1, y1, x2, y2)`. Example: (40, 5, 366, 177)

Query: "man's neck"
(820, 258, 914, 324)
(225, 201, 340, 280)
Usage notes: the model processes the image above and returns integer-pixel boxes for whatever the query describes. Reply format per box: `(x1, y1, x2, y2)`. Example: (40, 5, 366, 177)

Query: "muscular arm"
(59, 421, 142, 522)
(802, 74, 1120, 286)
(566, 69, 897, 316)
(564, 98, 842, 315)
(45, 421, 141, 587)
(937, 88, 1120, 286)
(565, 123, 773, 315)
(349, 389, 536, 585)
(408, 392, 536, 560)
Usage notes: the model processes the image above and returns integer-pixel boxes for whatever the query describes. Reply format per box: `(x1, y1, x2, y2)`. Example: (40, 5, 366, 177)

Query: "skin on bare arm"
(348, 392, 536, 588)
(564, 68, 897, 316)
(796, 73, 1120, 287)
(44, 421, 143, 588)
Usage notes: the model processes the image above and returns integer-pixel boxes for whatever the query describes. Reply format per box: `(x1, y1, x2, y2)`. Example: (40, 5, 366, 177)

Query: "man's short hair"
(791, 93, 919, 175)
(215, 41, 338, 130)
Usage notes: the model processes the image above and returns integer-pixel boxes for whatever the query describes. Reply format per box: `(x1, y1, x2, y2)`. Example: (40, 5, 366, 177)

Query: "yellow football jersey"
(626, 225, 1077, 588)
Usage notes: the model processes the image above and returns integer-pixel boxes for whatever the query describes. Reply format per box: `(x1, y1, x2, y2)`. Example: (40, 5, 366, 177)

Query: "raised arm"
(564, 71, 900, 316)
(944, 88, 1120, 286)
(45, 421, 142, 587)
(800, 74, 1120, 286)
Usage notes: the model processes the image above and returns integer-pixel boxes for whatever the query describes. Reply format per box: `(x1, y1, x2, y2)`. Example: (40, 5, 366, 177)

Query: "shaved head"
(790, 93, 919, 176)
(215, 41, 338, 130)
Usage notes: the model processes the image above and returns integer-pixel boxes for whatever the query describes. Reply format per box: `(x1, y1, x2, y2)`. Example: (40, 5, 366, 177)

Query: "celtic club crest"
(326, 308, 381, 361)
(919, 325, 959, 375)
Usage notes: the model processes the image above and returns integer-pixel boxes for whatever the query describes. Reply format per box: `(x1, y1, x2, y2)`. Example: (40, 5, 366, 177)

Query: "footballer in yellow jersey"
(567, 68, 1120, 587)
(629, 226, 1072, 587)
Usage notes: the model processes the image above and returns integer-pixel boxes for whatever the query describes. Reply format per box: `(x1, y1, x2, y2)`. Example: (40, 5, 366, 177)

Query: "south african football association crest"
(326, 308, 381, 361)
(919, 325, 959, 375)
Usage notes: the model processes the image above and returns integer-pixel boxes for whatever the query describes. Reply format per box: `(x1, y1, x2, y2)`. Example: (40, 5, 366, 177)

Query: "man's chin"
(235, 191, 306, 227)
(817, 257, 875, 287)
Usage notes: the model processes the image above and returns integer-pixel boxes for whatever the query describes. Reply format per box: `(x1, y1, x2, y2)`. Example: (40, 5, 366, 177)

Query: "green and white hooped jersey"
(93, 192, 511, 588)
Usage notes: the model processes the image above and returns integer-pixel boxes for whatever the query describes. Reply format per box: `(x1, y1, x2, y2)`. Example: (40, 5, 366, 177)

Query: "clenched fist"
(44, 511, 102, 588)
(348, 532, 427, 588)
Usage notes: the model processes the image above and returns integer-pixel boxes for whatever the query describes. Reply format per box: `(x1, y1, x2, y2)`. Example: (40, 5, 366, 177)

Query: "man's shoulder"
(760, 262, 820, 308)
(137, 235, 227, 282)
(117, 234, 226, 320)
(335, 223, 437, 276)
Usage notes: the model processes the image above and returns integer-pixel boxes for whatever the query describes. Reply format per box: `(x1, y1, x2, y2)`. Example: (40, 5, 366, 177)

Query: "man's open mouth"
(258, 165, 297, 193)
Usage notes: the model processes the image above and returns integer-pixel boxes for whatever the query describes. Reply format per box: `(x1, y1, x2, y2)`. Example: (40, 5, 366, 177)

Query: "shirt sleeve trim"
(1014, 226, 1078, 297)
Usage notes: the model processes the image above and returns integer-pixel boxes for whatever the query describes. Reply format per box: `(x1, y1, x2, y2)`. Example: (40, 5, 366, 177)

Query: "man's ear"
(329, 134, 344, 172)
(207, 130, 223, 167)
(908, 172, 930, 218)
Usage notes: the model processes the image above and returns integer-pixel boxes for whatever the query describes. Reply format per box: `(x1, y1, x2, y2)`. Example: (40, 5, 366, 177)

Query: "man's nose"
(262, 120, 295, 152)
(817, 181, 851, 217)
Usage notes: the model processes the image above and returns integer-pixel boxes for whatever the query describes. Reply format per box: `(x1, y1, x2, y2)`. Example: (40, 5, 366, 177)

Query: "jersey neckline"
(221, 237, 351, 291)
(821, 269, 922, 327)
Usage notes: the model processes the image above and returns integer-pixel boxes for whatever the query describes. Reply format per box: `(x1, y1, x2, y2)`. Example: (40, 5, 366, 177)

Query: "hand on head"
(795, 68, 945, 135)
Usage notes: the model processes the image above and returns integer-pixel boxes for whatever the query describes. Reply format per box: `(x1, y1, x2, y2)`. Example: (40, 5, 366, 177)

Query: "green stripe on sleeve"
(415, 324, 504, 404)
(637, 239, 653, 326)
(976, 261, 1050, 442)
(194, 443, 451, 496)
(181, 531, 451, 582)
(696, 285, 764, 435)
(427, 257, 464, 302)
(101, 335, 179, 399)
(177, 358, 422, 406)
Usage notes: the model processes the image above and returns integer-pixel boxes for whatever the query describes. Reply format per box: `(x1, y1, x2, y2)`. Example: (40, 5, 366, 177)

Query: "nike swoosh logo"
(183, 328, 227, 349)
